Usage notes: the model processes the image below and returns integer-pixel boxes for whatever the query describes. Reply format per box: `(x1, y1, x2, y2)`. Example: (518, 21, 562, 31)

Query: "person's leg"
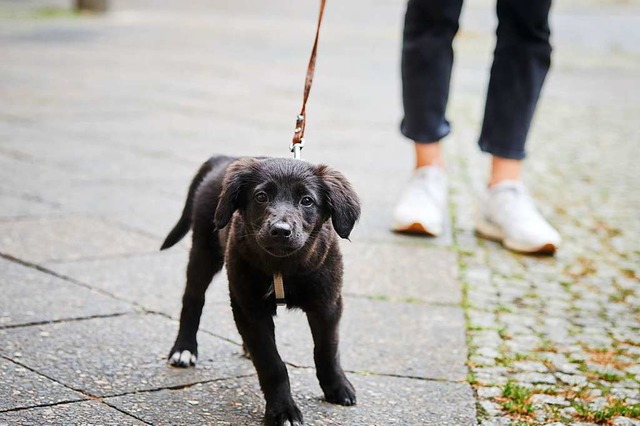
(489, 156, 521, 186)
(476, 0, 559, 254)
(415, 142, 444, 168)
(401, 0, 463, 145)
(393, 0, 463, 236)
(479, 0, 552, 164)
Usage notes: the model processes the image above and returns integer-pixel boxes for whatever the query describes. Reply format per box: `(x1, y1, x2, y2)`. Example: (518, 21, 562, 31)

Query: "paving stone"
(0, 400, 145, 425)
(476, 386, 502, 399)
(480, 418, 511, 426)
(468, 310, 497, 329)
(45, 251, 228, 308)
(556, 363, 581, 375)
(561, 406, 578, 418)
(470, 330, 502, 347)
(0, 217, 158, 264)
(46, 251, 242, 345)
(0, 314, 253, 397)
(531, 394, 570, 407)
(504, 335, 541, 352)
(511, 361, 548, 373)
(479, 400, 502, 416)
(106, 367, 476, 426)
(0, 358, 83, 412)
(512, 372, 557, 385)
(2, 137, 196, 183)
(613, 417, 640, 426)
(611, 387, 640, 400)
(39, 181, 188, 239)
(470, 355, 496, 367)
(476, 347, 500, 359)
(340, 241, 460, 304)
(473, 367, 509, 386)
(273, 298, 468, 381)
(0, 192, 60, 219)
(0, 257, 133, 327)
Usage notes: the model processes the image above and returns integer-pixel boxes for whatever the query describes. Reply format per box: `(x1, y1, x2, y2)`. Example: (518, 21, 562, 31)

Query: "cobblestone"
(449, 2, 639, 423)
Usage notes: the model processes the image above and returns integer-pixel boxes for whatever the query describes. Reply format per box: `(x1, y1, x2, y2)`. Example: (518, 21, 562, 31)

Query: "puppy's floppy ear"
(214, 158, 256, 229)
(315, 164, 361, 239)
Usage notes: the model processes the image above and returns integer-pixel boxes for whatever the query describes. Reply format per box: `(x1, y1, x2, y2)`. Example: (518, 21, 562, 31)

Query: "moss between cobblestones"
(608, 286, 635, 303)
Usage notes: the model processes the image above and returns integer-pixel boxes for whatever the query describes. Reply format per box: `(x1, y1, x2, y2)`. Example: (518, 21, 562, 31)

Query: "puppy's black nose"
(270, 223, 292, 238)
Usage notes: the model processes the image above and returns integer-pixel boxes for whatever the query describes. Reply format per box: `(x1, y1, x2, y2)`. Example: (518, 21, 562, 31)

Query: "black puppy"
(161, 155, 360, 425)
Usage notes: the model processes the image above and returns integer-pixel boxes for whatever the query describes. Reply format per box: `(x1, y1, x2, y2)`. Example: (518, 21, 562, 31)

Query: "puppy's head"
(214, 158, 360, 257)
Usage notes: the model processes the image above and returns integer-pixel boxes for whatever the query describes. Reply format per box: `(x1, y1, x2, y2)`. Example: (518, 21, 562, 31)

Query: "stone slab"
(274, 298, 468, 382)
(0, 314, 253, 397)
(0, 217, 158, 264)
(46, 251, 243, 345)
(0, 136, 197, 182)
(0, 257, 134, 327)
(37, 180, 187, 236)
(0, 192, 60, 219)
(106, 367, 476, 426)
(0, 358, 83, 412)
(47, 253, 466, 381)
(0, 400, 145, 425)
(45, 251, 228, 309)
(341, 241, 460, 304)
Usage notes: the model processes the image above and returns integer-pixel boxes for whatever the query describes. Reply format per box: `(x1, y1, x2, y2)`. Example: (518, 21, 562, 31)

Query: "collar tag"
(273, 273, 286, 306)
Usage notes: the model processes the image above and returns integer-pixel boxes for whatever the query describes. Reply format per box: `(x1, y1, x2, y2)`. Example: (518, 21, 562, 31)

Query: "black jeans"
(400, 0, 552, 160)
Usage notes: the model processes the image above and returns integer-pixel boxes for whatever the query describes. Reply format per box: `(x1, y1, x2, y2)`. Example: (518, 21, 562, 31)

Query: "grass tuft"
(499, 382, 535, 417)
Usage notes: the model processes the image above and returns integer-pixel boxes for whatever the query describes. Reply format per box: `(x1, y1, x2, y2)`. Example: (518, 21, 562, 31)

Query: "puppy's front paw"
(323, 378, 356, 406)
(169, 349, 197, 367)
(265, 401, 303, 426)
(168, 341, 197, 368)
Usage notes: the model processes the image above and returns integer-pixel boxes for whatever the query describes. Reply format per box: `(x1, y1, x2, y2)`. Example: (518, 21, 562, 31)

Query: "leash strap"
(290, 0, 327, 159)
(273, 273, 286, 306)
(277, 1, 326, 307)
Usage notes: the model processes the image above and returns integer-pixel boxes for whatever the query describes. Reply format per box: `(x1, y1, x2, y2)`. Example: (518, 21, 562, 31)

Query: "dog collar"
(273, 273, 286, 306)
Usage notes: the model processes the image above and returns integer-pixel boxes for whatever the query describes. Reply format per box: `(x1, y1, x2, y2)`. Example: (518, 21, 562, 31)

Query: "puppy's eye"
(255, 192, 268, 203)
(300, 196, 314, 207)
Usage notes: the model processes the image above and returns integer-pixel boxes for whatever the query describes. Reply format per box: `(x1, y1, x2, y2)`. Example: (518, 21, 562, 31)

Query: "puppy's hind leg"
(307, 297, 356, 406)
(168, 234, 223, 368)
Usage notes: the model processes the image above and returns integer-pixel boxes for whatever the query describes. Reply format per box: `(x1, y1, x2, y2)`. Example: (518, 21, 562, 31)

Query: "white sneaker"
(392, 165, 448, 236)
(476, 180, 561, 254)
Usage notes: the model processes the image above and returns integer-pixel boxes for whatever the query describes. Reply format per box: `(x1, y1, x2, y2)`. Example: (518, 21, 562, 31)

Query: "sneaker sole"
(392, 222, 441, 237)
(475, 218, 557, 255)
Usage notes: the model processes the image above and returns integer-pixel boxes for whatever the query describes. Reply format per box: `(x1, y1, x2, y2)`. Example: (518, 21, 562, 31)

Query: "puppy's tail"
(160, 159, 216, 250)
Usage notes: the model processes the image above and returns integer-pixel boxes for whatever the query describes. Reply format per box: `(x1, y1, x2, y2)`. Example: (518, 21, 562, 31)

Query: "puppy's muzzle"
(270, 222, 292, 239)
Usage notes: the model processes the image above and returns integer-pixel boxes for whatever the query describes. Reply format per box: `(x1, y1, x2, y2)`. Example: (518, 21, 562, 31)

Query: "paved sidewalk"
(0, 0, 638, 425)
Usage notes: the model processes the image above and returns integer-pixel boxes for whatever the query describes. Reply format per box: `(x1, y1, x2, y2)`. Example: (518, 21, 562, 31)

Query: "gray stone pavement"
(0, 0, 638, 425)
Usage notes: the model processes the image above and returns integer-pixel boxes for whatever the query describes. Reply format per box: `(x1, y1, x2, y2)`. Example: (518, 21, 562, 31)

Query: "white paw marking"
(169, 350, 196, 367)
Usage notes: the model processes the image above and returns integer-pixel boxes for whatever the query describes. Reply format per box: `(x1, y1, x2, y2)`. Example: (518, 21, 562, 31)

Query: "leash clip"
(290, 138, 305, 160)
(291, 114, 305, 160)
